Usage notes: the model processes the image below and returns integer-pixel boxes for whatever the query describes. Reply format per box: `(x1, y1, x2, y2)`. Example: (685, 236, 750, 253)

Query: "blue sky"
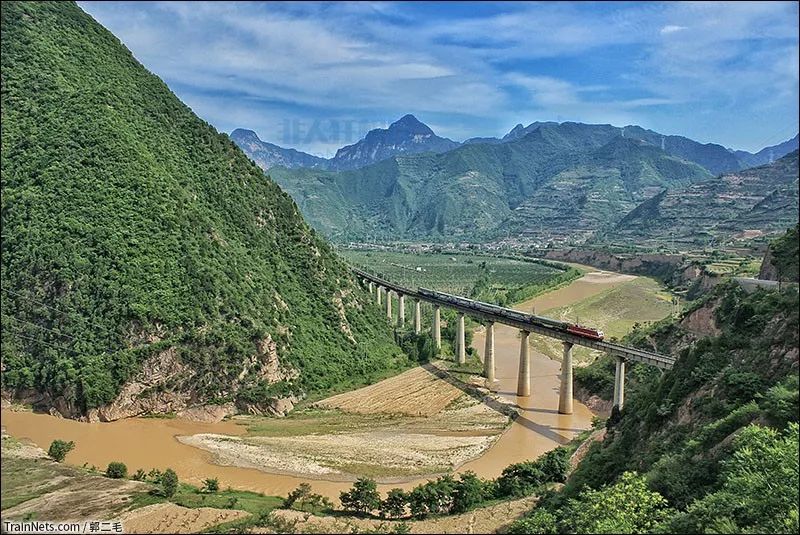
(80, 1, 798, 157)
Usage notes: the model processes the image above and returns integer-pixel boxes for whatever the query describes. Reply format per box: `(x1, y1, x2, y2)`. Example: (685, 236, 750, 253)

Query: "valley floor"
(180, 362, 513, 482)
(0, 429, 251, 534)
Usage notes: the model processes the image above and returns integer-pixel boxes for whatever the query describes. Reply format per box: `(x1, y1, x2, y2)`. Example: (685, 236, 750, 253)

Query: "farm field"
(528, 276, 675, 363)
(340, 249, 564, 295)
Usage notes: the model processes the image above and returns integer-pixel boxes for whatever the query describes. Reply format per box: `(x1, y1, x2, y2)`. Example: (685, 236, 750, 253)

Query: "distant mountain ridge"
(607, 150, 799, 247)
(269, 122, 713, 243)
(232, 114, 459, 171)
(330, 114, 460, 171)
(234, 117, 797, 176)
(230, 128, 328, 170)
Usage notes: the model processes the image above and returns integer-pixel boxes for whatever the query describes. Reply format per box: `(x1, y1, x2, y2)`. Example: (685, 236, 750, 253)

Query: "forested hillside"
(512, 278, 799, 533)
(0, 1, 405, 419)
(270, 126, 712, 242)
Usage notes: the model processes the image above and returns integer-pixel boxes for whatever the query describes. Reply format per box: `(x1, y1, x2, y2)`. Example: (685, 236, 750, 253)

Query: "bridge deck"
(353, 267, 675, 370)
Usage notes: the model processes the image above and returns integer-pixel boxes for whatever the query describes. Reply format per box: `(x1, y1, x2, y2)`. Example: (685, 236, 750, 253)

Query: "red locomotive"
(566, 324, 605, 341)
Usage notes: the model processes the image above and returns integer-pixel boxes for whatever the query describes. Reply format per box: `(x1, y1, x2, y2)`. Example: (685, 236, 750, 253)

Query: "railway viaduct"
(353, 268, 675, 414)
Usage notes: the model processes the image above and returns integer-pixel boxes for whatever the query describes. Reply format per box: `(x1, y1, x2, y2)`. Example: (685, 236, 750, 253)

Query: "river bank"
(2, 268, 667, 501)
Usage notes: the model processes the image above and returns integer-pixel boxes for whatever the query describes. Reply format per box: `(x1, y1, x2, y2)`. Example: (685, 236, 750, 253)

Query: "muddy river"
(2, 270, 636, 498)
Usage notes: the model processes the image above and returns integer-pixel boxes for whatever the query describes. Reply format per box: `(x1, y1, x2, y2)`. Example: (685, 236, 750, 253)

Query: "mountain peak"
(388, 114, 434, 134)
(230, 128, 259, 141)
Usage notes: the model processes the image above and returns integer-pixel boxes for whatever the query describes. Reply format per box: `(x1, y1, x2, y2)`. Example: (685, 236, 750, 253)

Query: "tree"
(667, 423, 799, 534)
(47, 439, 74, 462)
(161, 468, 179, 497)
(536, 447, 570, 483)
(284, 483, 312, 509)
(202, 478, 219, 493)
(563, 471, 672, 534)
(380, 488, 408, 519)
(451, 471, 489, 513)
(496, 460, 546, 497)
(509, 508, 558, 534)
(340, 477, 381, 515)
(105, 462, 127, 479)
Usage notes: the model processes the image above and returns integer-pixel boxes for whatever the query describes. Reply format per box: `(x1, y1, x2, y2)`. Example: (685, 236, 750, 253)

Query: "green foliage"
(340, 477, 381, 515)
(450, 471, 492, 514)
(516, 282, 799, 533)
(47, 439, 74, 462)
(563, 472, 673, 534)
(132, 469, 146, 481)
(105, 462, 127, 479)
(202, 478, 219, 493)
(380, 488, 407, 519)
(508, 508, 558, 534)
(0, 1, 405, 413)
(665, 423, 799, 534)
(161, 468, 178, 497)
(496, 448, 570, 499)
(768, 223, 799, 282)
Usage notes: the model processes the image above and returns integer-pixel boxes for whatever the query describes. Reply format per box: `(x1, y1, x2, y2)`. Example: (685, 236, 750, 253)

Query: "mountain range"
(230, 114, 459, 172)
(234, 117, 798, 176)
(236, 116, 797, 245)
(268, 123, 717, 243)
(608, 150, 799, 247)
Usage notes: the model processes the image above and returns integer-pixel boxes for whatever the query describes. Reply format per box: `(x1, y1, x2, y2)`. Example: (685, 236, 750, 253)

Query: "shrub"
(380, 488, 408, 519)
(340, 477, 381, 515)
(496, 461, 546, 497)
(284, 483, 312, 509)
(536, 447, 570, 483)
(105, 462, 127, 479)
(132, 469, 146, 481)
(202, 478, 219, 493)
(451, 471, 490, 514)
(161, 468, 178, 497)
(47, 439, 75, 462)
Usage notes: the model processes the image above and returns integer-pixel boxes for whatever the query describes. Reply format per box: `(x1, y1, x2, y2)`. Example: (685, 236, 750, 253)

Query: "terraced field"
(340, 250, 563, 295)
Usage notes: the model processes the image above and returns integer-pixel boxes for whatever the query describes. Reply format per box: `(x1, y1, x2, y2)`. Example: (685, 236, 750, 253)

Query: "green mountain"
(608, 150, 799, 248)
(0, 1, 405, 420)
(513, 275, 799, 533)
(270, 124, 712, 242)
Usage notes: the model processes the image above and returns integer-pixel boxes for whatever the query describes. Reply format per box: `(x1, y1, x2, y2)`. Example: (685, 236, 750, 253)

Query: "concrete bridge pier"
(398, 294, 405, 327)
(613, 357, 626, 410)
(385, 289, 393, 320)
(456, 313, 466, 365)
(413, 299, 421, 334)
(517, 330, 531, 397)
(433, 305, 441, 350)
(484, 322, 495, 385)
(558, 342, 574, 415)
(377, 285, 382, 306)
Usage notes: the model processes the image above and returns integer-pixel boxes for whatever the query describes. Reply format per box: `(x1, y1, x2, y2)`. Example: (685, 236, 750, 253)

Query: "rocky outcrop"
(758, 247, 779, 281)
(680, 301, 721, 337)
(6, 336, 301, 423)
(543, 249, 684, 280)
(86, 347, 196, 422)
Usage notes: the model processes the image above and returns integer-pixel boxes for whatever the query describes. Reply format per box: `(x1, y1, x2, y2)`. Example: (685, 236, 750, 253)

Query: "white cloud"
(77, 0, 798, 152)
(660, 25, 687, 34)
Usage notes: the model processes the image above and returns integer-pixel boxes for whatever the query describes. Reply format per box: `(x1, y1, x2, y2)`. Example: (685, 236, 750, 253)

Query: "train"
(417, 287, 605, 341)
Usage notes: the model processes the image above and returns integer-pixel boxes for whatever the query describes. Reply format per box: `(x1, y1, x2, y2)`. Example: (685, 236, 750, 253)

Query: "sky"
(79, 1, 799, 157)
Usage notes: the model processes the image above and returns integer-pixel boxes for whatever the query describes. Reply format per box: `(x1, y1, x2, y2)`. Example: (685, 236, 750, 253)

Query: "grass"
(533, 277, 675, 363)
(0, 456, 75, 510)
